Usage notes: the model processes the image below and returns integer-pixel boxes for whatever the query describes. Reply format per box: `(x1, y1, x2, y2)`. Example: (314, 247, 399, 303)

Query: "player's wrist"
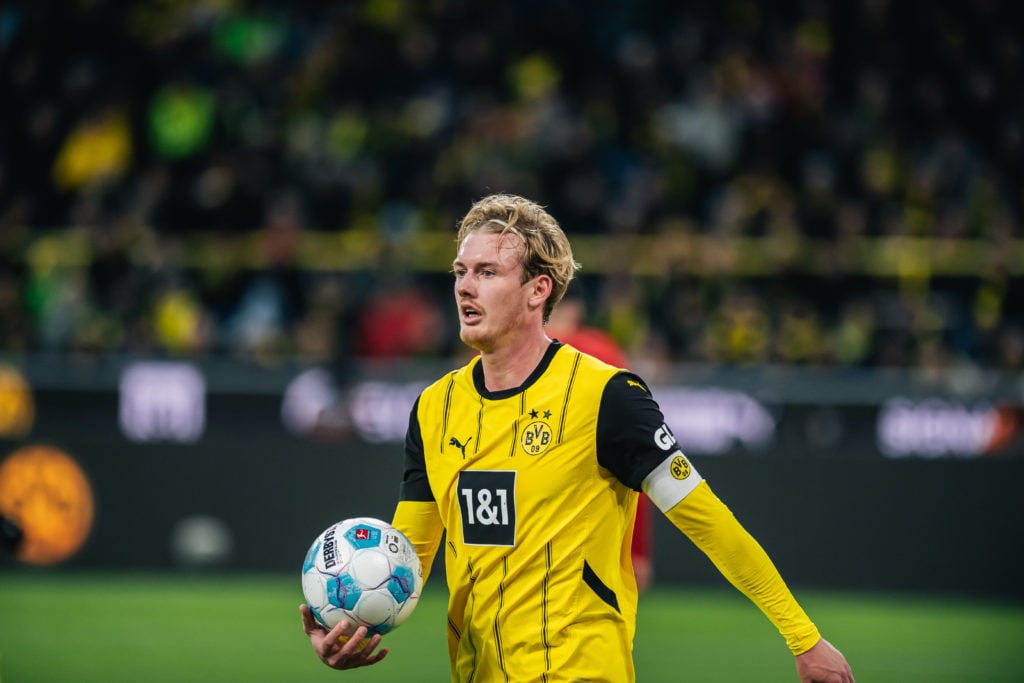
(787, 626, 822, 655)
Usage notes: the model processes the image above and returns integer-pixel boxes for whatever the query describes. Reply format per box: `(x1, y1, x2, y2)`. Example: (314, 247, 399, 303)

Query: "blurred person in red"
(546, 280, 655, 592)
(354, 280, 445, 358)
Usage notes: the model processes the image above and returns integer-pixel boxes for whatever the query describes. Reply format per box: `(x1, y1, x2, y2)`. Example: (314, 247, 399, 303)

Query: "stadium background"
(1, 1, 1023, 679)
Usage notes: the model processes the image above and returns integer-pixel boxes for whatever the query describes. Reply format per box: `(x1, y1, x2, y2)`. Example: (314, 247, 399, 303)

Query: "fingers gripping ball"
(302, 518, 422, 636)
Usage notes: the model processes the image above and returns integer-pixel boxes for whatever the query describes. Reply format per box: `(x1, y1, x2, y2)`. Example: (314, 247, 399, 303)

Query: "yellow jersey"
(393, 342, 819, 682)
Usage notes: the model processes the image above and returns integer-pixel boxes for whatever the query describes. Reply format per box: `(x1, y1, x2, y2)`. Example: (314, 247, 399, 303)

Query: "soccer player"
(301, 194, 855, 682)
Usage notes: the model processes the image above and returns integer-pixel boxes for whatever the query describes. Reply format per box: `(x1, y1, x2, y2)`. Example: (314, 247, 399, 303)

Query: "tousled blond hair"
(456, 194, 580, 323)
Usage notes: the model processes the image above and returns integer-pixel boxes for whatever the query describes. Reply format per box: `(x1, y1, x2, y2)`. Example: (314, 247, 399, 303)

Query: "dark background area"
(5, 380, 1021, 599)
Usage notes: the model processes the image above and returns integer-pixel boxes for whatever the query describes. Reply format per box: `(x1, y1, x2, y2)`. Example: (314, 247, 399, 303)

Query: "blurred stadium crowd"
(0, 0, 1021, 371)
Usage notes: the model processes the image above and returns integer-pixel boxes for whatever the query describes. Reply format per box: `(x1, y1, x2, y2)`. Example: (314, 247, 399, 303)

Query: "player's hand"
(300, 603, 389, 670)
(795, 637, 854, 683)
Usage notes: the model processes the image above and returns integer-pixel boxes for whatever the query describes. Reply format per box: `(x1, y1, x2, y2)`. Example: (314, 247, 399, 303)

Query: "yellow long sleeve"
(665, 481, 821, 654)
(392, 500, 444, 586)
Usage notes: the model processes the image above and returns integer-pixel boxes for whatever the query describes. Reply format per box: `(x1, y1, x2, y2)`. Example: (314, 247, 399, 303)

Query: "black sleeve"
(399, 396, 435, 502)
(596, 372, 680, 491)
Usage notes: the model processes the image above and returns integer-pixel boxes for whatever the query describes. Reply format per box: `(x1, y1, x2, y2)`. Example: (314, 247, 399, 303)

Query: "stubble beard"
(459, 325, 494, 354)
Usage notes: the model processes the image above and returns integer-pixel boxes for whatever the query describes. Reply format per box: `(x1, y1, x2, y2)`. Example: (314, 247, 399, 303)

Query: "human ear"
(528, 275, 553, 310)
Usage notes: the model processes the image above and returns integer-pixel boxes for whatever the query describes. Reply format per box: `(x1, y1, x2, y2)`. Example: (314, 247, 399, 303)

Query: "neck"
(477, 331, 552, 392)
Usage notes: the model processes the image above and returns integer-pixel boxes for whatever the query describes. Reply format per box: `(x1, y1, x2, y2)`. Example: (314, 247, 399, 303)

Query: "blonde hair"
(456, 194, 581, 323)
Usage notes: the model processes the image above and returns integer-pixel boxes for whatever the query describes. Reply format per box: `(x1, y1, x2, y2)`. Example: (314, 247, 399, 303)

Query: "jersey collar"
(472, 341, 563, 399)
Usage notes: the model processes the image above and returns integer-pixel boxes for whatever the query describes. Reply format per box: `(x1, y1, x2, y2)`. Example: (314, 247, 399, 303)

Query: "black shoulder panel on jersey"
(596, 372, 678, 491)
(400, 396, 435, 502)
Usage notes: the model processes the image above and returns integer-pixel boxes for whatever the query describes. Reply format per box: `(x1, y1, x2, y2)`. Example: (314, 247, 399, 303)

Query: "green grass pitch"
(1, 571, 1022, 682)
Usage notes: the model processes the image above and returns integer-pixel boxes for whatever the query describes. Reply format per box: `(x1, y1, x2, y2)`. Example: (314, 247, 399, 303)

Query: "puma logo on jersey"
(626, 379, 648, 393)
(449, 436, 472, 458)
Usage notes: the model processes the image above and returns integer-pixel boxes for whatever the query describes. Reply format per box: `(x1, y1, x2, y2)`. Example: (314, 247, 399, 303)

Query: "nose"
(455, 272, 475, 298)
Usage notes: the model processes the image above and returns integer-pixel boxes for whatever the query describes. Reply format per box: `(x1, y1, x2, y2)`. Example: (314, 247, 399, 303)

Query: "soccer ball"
(301, 517, 422, 636)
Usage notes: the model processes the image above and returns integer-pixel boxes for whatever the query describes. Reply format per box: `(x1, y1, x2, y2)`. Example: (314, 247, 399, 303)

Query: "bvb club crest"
(521, 420, 553, 456)
(670, 454, 691, 480)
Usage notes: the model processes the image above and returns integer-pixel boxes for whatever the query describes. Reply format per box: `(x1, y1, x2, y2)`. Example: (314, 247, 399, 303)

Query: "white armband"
(641, 451, 704, 512)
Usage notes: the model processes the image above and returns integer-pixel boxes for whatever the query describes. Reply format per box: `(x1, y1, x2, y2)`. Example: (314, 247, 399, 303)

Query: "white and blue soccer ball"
(301, 517, 422, 636)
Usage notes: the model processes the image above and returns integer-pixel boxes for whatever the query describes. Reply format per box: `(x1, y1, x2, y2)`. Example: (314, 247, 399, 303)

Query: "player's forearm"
(391, 500, 444, 585)
(665, 482, 821, 654)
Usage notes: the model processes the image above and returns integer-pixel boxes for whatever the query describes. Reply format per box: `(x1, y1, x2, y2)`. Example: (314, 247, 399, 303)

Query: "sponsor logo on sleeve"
(653, 423, 678, 451)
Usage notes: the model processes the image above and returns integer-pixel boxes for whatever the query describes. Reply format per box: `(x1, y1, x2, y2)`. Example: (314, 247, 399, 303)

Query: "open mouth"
(461, 305, 481, 323)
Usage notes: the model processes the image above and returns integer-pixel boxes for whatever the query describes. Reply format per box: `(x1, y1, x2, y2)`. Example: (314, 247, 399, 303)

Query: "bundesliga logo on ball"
(301, 517, 422, 636)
